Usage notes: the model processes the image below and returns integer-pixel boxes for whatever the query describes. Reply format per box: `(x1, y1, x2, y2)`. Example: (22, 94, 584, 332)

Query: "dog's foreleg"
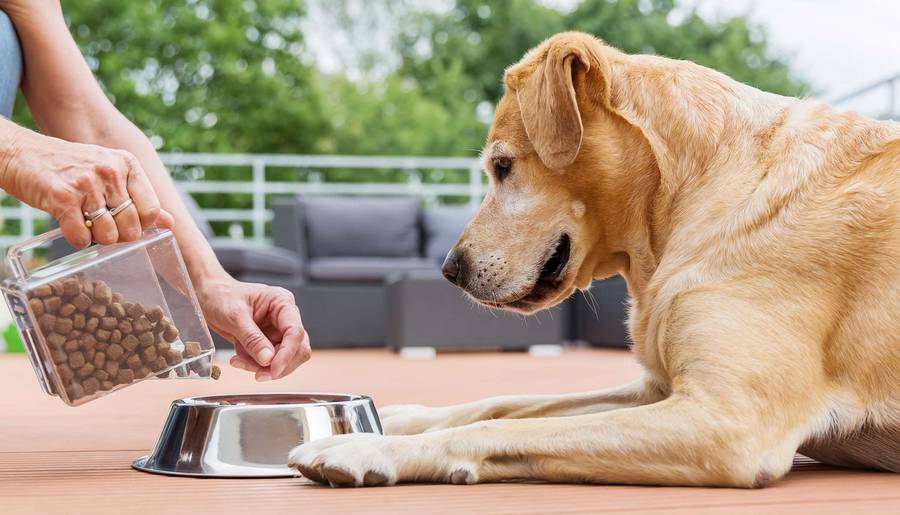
(291, 392, 798, 488)
(380, 376, 663, 435)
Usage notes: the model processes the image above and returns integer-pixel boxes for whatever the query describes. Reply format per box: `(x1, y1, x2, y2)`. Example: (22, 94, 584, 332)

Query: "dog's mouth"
(475, 233, 572, 311)
(499, 233, 572, 307)
(532, 233, 571, 293)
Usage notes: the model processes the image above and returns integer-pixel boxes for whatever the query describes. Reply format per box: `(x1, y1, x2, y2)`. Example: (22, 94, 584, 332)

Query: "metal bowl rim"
(174, 392, 374, 408)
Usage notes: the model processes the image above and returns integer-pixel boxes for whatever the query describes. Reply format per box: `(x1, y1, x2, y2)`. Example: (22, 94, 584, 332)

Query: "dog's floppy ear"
(509, 41, 591, 170)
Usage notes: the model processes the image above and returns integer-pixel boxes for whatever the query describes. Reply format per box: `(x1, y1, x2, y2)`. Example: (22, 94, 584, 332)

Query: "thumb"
(155, 208, 176, 230)
(232, 312, 276, 367)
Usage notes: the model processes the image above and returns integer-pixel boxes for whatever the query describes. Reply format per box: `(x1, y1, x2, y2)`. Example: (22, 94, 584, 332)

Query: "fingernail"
(257, 372, 272, 382)
(258, 348, 274, 365)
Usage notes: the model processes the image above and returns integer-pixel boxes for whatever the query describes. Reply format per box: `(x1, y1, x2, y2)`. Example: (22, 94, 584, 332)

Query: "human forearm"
(2, 2, 111, 137)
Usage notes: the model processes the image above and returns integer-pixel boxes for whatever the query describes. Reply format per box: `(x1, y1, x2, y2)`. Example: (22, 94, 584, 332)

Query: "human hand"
(0, 127, 173, 248)
(197, 277, 311, 381)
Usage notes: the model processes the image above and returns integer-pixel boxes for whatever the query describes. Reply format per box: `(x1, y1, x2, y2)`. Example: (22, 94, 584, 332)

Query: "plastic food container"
(1, 228, 215, 406)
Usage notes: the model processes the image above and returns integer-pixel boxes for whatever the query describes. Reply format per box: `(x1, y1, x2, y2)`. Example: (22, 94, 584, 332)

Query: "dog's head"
(443, 32, 656, 313)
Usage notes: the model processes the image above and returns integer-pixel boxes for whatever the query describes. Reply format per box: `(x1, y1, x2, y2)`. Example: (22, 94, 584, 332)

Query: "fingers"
(270, 326, 311, 380)
(266, 293, 311, 379)
(230, 346, 262, 373)
(121, 152, 162, 229)
(155, 208, 175, 229)
(230, 308, 277, 367)
(57, 205, 92, 249)
(82, 195, 118, 245)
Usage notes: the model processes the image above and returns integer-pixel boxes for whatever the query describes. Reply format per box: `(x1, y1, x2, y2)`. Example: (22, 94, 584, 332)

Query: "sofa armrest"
(212, 244, 302, 278)
(272, 199, 308, 259)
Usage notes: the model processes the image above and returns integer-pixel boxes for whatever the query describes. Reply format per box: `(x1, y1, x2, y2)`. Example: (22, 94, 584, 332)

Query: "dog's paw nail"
(363, 470, 389, 486)
(322, 466, 358, 487)
(449, 468, 474, 485)
(296, 463, 327, 484)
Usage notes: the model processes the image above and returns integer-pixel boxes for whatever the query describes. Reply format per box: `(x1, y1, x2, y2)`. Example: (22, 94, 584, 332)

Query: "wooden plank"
(0, 351, 897, 515)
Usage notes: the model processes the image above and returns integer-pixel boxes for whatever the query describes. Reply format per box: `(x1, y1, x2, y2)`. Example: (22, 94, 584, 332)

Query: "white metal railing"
(0, 153, 485, 247)
(831, 71, 900, 120)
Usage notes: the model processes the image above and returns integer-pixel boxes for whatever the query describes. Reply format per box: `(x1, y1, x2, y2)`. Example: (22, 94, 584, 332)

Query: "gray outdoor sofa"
(270, 195, 631, 349)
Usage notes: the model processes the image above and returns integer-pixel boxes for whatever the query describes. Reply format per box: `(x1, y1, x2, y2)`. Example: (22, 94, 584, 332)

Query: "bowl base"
(132, 455, 298, 478)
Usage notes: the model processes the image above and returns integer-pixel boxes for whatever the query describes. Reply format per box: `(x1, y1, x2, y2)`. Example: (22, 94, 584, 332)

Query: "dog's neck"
(599, 51, 790, 295)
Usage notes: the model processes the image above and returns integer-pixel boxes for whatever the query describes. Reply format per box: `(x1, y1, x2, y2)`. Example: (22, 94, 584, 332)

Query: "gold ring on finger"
(83, 207, 110, 228)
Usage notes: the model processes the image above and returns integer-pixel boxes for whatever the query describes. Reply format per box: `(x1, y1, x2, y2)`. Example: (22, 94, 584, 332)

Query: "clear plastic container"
(1, 228, 215, 406)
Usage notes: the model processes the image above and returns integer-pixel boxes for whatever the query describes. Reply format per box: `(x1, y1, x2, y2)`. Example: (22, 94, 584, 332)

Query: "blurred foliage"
(14, 0, 327, 154)
(9, 0, 808, 159)
(398, 0, 808, 107)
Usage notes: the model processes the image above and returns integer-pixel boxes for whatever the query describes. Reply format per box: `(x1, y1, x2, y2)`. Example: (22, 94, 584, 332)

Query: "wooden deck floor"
(1, 349, 897, 514)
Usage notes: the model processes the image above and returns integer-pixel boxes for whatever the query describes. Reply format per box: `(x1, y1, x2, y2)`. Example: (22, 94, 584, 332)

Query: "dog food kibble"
(28, 298, 44, 316)
(51, 348, 67, 365)
(93, 281, 112, 305)
(116, 368, 134, 384)
(125, 354, 142, 370)
(73, 293, 92, 312)
(126, 303, 144, 319)
(109, 302, 125, 319)
(122, 334, 139, 351)
(43, 296, 61, 313)
(165, 348, 183, 366)
(82, 377, 100, 395)
(183, 341, 201, 358)
(163, 326, 179, 343)
(59, 303, 76, 318)
(117, 320, 133, 334)
(76, 363, 95, 379)
(26, 277, 207, 403)
(210, 364, 221, 380)
(138, 331, 155, 348)
(61, 278, 82, 297)
(146, 306, 164, 323)
(87, 303, 106, 318)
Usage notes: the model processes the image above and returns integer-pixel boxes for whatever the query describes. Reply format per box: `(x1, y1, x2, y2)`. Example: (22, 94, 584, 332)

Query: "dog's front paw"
(287, 432, 480, 487)
(288, 433, 398, 487)
(379, 404, 453, 435)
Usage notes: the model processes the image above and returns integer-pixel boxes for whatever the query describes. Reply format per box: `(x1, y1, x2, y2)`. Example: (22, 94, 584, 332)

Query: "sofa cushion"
(423, 205, 474, 262)
(307, 257, 436, 282)
(213, 244, 302, 277)
(303, 197, 421, 258)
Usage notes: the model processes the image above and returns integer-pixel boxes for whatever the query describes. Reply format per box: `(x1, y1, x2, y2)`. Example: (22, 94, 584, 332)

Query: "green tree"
(13, 0, 327, 154)
(396, 0, 808, 107)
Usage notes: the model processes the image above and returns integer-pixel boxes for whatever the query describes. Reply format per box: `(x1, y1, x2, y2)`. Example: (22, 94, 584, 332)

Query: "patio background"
(0, 0, 897, 343)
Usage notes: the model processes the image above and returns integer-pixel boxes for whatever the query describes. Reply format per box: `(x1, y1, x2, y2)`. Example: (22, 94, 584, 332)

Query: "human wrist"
(0, 120, 31, 193)
(183, 244, 232, 289)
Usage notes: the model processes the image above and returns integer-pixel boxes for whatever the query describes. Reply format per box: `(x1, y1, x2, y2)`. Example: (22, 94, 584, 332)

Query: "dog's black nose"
(441, 250, 463, 285)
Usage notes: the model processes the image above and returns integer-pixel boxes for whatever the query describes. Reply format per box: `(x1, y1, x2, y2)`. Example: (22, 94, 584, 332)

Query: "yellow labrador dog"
(290, 32, 900, 488)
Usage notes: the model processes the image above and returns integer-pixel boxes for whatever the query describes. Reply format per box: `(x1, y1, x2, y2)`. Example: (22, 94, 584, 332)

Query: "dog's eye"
(493, 157, 512, 181)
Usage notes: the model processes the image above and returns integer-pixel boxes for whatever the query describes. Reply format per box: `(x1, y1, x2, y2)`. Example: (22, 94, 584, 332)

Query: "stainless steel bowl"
(132, 393, 382, 478)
